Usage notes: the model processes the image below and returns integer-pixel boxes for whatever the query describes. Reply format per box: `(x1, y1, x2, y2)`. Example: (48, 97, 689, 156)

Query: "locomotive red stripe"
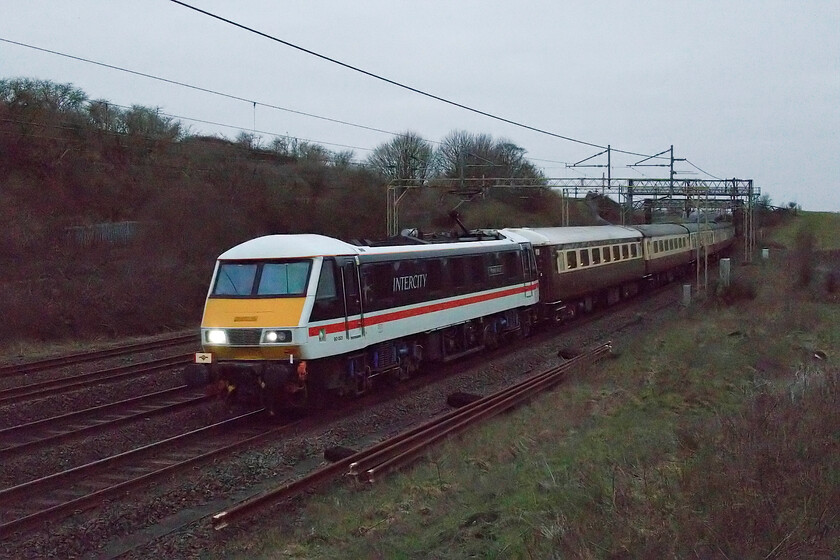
(308, 281, 539, 337)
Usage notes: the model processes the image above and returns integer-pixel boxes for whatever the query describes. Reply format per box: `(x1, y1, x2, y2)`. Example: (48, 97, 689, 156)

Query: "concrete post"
(719, 258, 731, 287)
(762, 248, 770, 260)
(682, 284, 692, 306)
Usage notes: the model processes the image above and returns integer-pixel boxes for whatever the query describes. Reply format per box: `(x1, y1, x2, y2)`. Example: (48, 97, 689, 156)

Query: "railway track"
(0, 284, 681, 554)
(0, 410, 295, 540)
(0, 386, 211, 458)
(0, 353, 192, 406)
(211, 342, 613, 530)
(0, 332, 197, 378)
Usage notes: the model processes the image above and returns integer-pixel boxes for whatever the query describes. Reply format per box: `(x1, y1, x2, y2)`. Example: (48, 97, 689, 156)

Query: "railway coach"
(183, 230, 539, 413)
(501, 226, 646, 322)
(502, 221, 735, 323)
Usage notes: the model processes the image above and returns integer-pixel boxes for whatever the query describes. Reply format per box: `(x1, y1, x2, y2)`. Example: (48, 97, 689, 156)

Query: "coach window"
(631, 244, 639, 258)
(612, 246, 620, 261)
(622, 244, 629, 259)
(604, 246, 612, 263)
(592, 247, 602, 265)
(580, 249, 590, 267)
(566, 250, 577, 269)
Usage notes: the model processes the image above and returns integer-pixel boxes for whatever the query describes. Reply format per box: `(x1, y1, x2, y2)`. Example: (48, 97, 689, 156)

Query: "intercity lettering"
(393, 273, 428, 292)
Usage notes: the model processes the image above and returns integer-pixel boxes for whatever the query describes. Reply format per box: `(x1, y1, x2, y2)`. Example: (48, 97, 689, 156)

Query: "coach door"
(340, 259, 365, 340)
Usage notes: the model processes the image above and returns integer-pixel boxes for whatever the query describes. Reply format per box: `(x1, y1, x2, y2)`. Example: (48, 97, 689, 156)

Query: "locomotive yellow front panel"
(202, 297, 306, 328)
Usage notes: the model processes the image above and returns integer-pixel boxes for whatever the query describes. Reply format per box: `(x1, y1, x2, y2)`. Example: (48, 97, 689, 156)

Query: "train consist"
(183, 222, 735, 413)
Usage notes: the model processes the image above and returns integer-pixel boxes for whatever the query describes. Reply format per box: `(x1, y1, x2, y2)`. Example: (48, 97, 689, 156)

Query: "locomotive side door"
(340, 259, 365, 340)
(522, 245, 537, 299)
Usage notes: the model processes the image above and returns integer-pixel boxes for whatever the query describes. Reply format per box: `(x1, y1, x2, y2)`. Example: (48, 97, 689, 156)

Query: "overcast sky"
(2, 1, 838, 211)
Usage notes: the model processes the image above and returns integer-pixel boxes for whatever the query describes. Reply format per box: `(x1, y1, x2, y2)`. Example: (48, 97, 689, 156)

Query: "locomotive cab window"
(213, 260, 311, 297)
(257, 262, 310, 295)
(214, 263, 257, 296)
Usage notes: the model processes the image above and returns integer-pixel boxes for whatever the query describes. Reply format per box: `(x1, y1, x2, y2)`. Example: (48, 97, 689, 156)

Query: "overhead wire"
(1, 29, 724, 178)
(103, 102, 375, 154)
(0, 37, 399, 138)
(685, 159, 723, 181)
(168, 0, 669, 161)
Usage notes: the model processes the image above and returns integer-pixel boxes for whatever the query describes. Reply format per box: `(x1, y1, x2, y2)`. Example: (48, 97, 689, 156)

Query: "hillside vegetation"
(0, 79, 579, 349)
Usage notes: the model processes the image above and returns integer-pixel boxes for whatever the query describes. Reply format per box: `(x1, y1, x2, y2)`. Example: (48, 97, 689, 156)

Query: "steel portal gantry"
(386, 177, 758, 261)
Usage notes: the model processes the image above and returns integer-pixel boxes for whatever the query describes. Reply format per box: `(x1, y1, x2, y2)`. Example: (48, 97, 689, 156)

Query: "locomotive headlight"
(263, 330, 291, 343)
(206, 329, 228, 345)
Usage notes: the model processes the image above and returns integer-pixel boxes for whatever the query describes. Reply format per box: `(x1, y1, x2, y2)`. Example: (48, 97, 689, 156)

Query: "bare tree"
(87, 100, 124, 133)
(123, 105, 183, 140)
(367, 131, 433, 186)
(434, 131, 544, 183)
(0, 78, 87, 113)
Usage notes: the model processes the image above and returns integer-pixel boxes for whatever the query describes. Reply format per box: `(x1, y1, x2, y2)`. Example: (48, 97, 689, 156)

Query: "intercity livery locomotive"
(184, 222, 735, 413)
(183, 230, 539, 413)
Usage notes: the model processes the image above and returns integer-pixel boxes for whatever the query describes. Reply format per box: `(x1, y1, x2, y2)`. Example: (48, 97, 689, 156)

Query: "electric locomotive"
(183, 230, 539, 413)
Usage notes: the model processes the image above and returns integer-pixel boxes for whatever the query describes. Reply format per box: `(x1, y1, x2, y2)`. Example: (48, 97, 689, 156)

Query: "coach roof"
(502, 226, 642, 246)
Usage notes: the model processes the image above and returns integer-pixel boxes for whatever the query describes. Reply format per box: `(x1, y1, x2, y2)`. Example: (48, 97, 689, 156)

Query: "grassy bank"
(220, 215, 839, 559)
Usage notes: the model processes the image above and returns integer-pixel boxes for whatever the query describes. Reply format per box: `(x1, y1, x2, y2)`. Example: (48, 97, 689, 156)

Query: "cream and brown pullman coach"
(502, 226, 645, 321)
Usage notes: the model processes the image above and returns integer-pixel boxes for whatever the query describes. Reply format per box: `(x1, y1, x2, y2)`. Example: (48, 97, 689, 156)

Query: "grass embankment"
(223, 215, 839, 559)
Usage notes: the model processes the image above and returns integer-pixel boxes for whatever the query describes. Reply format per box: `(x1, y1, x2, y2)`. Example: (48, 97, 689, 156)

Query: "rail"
(212, 341, 612, 530)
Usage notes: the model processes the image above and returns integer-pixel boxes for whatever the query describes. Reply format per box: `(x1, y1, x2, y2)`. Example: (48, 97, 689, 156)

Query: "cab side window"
(310, 259, 344, 321)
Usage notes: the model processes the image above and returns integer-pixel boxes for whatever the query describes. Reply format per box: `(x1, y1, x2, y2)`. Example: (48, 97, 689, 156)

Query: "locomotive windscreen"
(212, 260, 311, 297)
